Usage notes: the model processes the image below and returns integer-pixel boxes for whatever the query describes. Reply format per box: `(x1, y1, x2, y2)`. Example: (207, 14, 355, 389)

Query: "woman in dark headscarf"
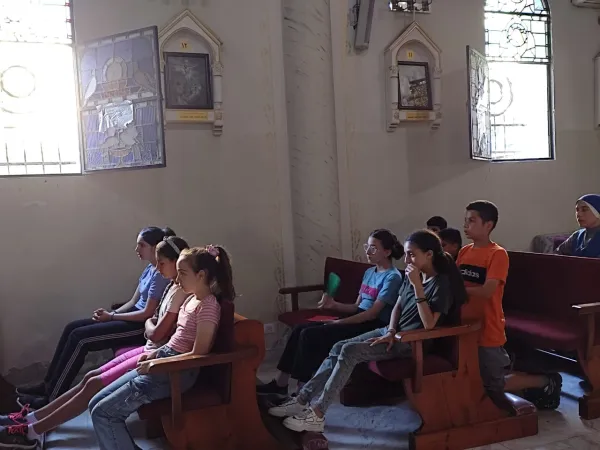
(557, 194, 600, 258)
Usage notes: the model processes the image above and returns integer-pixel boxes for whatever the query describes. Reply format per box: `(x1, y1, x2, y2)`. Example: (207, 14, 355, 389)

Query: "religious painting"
(164, 52, 213, 110)
(397, 61, 433, 110)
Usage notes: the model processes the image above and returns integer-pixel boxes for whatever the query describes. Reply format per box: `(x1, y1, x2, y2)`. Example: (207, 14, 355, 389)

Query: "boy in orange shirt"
(458, 200, 562, 410)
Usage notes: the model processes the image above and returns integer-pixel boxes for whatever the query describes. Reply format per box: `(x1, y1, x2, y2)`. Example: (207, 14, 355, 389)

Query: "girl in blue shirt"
(15, 227, 173, 409)
(258, 229, 404, 396)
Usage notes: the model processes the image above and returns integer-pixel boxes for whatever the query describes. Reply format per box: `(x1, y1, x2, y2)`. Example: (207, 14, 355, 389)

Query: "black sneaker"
(17, 395, 48, 411)
(525, 372, 562, 410)
(0, 424, 38, 449)
(256, 380, 288, 396)
(15, 383, 46, 398)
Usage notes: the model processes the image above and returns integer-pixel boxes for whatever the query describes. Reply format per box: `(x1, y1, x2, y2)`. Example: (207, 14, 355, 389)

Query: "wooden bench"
(278, 257, 371, 327)
(138, 302, 278, 450)
(341, 295, 538, 450)
(503, 251, 600, 419)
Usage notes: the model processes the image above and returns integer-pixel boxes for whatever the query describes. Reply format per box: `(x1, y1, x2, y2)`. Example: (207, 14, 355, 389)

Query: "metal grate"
(484, 0, 553, 161)
(0, 1, 80, 175)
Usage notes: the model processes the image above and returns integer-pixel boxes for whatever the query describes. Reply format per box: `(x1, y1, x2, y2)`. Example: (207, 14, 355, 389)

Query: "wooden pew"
(503, 251, 600, 419)
(138, 303, 278, 450)
(341, 296, 538, 450)
(278, 257, 371, 327)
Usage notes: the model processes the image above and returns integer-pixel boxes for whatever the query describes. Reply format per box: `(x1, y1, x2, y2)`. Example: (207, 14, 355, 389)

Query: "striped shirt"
(167, 294, 221, 353)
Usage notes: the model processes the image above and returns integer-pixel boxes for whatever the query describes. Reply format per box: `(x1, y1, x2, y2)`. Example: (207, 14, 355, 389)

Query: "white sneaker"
(268, 396, 307, 418)
(283, 408, 325, 433)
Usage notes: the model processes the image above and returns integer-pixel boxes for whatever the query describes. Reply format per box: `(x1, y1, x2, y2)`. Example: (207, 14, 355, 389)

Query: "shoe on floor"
(15, 383, 46, 398)
(525, 372, 562, 410)
(283, 408, 325, 433)
(256, 380, 288, 396)
(0, 404, 31, 426)
(17, 395, 47, 411)
(0, 424, 38, 449)
(268, 395, 306, 418)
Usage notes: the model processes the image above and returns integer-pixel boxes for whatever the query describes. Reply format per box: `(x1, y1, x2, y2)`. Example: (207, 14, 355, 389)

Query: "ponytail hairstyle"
(156, 236, 189, 261)
(178, 245, 236, 302)
(139, 227, 176, 247)
(405, 230, 467, 309)
(370, 229, 404, 260)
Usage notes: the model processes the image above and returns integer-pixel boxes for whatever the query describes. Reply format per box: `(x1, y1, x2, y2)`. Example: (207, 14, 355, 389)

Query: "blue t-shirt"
(357, 266, 403, 323)
(134, 265, 171, 310)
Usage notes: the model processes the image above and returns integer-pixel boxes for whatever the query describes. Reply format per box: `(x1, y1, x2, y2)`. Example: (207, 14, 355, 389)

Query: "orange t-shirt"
(457, 242, 509, 347)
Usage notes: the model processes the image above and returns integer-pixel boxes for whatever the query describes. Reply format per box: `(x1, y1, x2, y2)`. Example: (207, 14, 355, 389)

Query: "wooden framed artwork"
(397, 61, 433, 111)
(164, 52, 213, 110)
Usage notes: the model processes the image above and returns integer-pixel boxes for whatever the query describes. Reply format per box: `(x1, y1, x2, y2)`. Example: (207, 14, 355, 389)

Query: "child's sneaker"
(283, 408, 325, 433)
(0, 424, 38, 449)
(0, 404, 31, 426)
(256, 380, 288, 396)
(525, 372, 562, 410)
(268, 395, 306, 418)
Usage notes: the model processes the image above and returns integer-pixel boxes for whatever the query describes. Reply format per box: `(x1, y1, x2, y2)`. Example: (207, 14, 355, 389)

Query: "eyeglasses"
(363, 244, 378, 255)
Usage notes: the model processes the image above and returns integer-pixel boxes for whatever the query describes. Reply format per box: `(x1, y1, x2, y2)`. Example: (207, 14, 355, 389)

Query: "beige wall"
(2, 0, 599, 372)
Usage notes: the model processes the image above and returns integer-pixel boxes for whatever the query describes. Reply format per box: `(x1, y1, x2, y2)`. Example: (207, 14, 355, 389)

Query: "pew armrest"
(394, 322, 481, 393)
(573, 302, 600, 316)
(146, 345, 257, 430)
(395, 322, 481, 342)
(279, 284, 326, 311)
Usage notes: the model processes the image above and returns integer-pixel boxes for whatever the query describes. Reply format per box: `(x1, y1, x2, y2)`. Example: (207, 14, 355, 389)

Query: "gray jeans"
(298, 327, 412, 414)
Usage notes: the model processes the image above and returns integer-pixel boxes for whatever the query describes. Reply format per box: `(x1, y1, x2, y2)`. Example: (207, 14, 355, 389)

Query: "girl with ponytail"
(89, 245, 235, 449)
(259, 228, 404, 396)
(270, 229, 467, 434)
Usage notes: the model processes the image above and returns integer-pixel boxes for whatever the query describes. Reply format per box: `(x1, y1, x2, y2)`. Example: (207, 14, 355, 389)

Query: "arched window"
(470, 0, 553, 161)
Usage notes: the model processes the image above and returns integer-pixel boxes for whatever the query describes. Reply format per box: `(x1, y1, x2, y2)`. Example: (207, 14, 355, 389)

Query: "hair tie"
(206, 245, 220, 259)
(164, 237, 181, 255)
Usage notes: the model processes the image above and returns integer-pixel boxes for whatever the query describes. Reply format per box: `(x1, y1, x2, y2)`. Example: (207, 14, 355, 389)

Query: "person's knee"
(84, 376, 105, 394)
(329, 341, 344, 356)
(338, 342, 365, 362)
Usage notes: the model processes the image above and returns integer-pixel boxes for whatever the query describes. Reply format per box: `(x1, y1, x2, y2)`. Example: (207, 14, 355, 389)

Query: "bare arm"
(112, 298, 159, 322)
(145, 311, 178, 342)
(113, 287, 141, 313)
(413, 283, 442, 330)
(334, 299, 385, 325)
(147, 321, 219, 365)
(319, 294, 359, 315)
(466, 279, 500, 300)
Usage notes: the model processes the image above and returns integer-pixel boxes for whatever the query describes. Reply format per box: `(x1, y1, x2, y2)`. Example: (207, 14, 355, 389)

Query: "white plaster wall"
(0, 0, 293, 372)
(283, 0, 342, 290)
(339, 0, 600, 252)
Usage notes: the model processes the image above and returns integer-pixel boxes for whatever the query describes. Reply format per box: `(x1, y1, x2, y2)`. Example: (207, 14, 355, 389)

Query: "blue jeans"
(89, 346, 199, 450)
(298, 327, 412, 414)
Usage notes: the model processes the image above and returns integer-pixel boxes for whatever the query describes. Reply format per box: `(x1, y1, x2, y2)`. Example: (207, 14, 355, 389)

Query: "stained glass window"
(482, 0, 553, 160)
(0, 1, 80, 175)
(77, 27, 165, 171)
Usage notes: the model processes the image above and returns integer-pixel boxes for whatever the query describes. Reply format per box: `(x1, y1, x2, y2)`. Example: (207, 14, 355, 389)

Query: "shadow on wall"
(405, 65, 485, 197)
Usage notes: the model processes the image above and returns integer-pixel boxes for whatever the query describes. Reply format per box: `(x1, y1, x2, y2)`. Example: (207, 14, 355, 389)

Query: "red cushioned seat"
(368, 355, 453, 382)
(505, 310, 583, 351)
(278, 309, 343, 327)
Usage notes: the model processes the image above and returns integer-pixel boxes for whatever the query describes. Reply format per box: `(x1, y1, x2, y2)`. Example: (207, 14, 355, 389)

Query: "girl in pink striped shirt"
(88, 245, 236, 450)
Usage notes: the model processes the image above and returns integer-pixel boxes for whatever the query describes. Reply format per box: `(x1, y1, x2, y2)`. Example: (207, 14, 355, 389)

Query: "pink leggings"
(99, 346, 147, 385)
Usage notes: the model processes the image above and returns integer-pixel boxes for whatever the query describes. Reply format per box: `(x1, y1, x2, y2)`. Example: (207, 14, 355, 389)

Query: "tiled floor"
(43, 366, 600, 450)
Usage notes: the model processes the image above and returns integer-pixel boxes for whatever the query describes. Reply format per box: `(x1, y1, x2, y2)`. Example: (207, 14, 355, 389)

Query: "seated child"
(17, 227, 175, 409)
(0, 236, 190, 449)
(257, 229, 404, 395)
(438, 228, 462, 260)
(89, 245, 234, 450)
(426, 216, 448, 234)
(459, 200, 561, 411)
(268, 230, 467, 433)
(557, 194, 600, 258)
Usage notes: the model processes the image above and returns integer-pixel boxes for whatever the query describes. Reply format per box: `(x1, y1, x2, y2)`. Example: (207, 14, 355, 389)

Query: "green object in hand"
(326, 272, 341, 297)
